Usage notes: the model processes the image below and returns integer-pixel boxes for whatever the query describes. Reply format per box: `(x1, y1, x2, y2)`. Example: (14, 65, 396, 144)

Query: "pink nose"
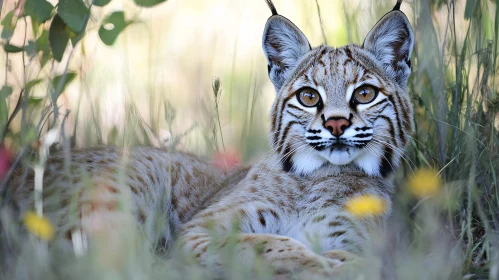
(324, 118, 351, 137)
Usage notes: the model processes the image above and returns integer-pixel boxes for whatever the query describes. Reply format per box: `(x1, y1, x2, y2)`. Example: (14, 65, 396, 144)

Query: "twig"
(1, 89, 23, 141)
(212, 77, 225, 151)
(314, 0, 327, 45)
(22, 17, 26, 84)
(37, 110, 53, 138)
(51, 48, 76, 127)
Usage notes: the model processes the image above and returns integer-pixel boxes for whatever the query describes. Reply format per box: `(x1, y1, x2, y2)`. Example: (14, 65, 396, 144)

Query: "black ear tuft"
(265, 0, 278, 16)
(393, 0, 402, 11)
(363, 10, 414, 87)
(262, 16, 311, 92)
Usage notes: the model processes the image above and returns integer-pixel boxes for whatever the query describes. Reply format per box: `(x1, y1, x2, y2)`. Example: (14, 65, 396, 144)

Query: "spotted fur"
(9, 0, 414, 276)
(9, 147, 249, 249)
(181, 0, 414, 275)
(264, 5, 414, 177)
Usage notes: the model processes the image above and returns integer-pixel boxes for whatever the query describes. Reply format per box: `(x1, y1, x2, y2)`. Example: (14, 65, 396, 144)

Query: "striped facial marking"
(270, 46, 413, 177)
(263, 9, 414, 177)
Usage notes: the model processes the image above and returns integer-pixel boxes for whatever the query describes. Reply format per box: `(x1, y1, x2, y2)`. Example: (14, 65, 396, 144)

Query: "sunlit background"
(2, 0, 424, 160)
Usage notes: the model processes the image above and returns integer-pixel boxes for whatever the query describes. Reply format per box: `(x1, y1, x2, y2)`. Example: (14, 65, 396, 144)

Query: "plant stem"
(314, 0, 327, 45)
(215, 102, 225, 152)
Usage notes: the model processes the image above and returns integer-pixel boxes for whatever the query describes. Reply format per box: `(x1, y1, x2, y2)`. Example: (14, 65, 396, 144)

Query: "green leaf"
(133, 0, 167, 8)
(33, 29, 51, 67)
(21, 128, 38, 145)
(0, 99, 7, 132)
(31, 16, 41, 37)
(49, 15, 70, 62)
(36, 29, 49, 52)
(98, 12, 130, 46)
(0, 86, 12, 130)
(66, 25, 84, 46)
(481, 1, 493, 40)
(28, 97, 45, 107)
(40, 51, 52, 67)
(58, 0, 90, 32)
(24, 0, 54, 23)
(25, 40, 37, 57)
(1, 11, 16, 40)
(94, 0, 112, 7)
(0, 86, 13, 99)
(3, 44, 23, 53)
(52, 72, 77, 100)
(464, 0, 478, 19)
(26, 79, 43, 93)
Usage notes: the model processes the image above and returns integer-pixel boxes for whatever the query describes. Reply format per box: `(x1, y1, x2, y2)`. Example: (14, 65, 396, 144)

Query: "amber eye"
(296, 88, 321, 107)
(352, 86, 378, 104)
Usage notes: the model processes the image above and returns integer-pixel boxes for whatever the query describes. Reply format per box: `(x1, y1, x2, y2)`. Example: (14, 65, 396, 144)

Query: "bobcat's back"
(9, 146, 248, 248)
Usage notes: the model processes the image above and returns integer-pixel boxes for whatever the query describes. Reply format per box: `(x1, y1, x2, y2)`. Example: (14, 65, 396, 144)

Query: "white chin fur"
(292, 147, 326, 174)
(291, 146, 382, 176)
(322, 149, 362, 165)
(354, 151, 381, 177)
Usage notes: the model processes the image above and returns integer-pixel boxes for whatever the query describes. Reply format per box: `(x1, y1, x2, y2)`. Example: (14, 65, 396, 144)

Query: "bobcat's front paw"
(281, 255, 346, 280)
(322, 249, 359, 263)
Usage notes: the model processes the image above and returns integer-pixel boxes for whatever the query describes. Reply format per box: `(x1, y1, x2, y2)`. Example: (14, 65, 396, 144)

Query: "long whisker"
(252, 138, 285, 166)
(255, 134, 309, 178)
(373, 139, 415, 169)
(370, 138, 416, 173)
(268, 142, 310, 172)
(431, 118, 489, 150)
(363, 143, 397, 175)
(406, 135, 439, 161)
(254, 140, 288, 176)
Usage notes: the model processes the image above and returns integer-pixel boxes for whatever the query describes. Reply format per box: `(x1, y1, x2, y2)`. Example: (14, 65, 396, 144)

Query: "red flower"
(212, 149, 241, 172)
(0, 145, 13, 180)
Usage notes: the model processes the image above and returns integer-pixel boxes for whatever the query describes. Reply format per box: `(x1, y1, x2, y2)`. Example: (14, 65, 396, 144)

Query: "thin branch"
(314, 0, 328, 45)
(1, 89, 24, 141)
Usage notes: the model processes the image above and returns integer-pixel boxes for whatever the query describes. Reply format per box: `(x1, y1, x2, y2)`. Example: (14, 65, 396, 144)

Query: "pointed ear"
(262, 15, 311, 92)
(363, 10, 414, 88)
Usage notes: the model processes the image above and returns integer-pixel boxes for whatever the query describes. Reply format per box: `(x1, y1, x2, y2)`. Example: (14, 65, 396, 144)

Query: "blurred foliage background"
(0, 0, 408, 159)
(0, 0, 498, 279)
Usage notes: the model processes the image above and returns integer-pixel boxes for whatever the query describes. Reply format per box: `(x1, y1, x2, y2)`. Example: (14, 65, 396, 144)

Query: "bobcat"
(8, 0, 414, 276)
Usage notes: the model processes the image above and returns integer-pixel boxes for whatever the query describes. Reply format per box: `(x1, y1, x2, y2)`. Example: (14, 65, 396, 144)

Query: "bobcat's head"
(262, 0, 414, 177)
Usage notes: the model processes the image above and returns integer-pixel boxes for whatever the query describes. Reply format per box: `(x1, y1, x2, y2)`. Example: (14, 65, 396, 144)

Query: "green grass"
(1, 0, 498, 279)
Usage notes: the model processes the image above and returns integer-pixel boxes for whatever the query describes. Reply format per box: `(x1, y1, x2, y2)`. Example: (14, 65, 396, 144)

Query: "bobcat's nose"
(324, 118, 351, 137)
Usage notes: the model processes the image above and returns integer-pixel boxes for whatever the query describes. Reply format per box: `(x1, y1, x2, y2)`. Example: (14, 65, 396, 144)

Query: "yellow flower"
(344, 195, 387, 218)
(23, 212, 55, 241)
(407, 168, 442, 198)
